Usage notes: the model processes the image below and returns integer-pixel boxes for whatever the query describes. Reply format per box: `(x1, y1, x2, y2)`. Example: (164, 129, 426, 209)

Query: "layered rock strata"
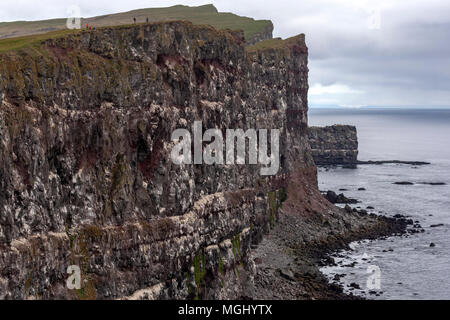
(0, 22, 313, 299)
(308, 125, 358, 166)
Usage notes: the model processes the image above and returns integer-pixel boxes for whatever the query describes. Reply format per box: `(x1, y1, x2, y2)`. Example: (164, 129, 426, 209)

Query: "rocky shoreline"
(247, 193, 410, 299)
(357, 160, 430, 166)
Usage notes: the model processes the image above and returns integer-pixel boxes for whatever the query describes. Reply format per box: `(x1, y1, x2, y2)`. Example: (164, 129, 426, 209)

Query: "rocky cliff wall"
(0, 22, 316, 299)
(308, 125, 358, 165)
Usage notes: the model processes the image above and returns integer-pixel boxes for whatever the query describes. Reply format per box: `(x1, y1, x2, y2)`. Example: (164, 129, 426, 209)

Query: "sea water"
(310, 108, 450, 300)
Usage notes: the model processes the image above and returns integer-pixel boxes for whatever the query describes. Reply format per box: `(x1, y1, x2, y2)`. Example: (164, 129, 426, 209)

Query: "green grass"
(0, 29, 80, 53)
(0, 4, 272, 43)
(0, 19, 67, 40)
(246, 34, 305, 52)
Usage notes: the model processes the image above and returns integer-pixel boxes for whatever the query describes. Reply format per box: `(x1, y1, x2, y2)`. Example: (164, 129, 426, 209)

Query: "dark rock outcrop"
(308, 125, 358, 165)
(358, 160, 430, 165)
(419, 182, 446, 186)
(393, 182, 414, 185)
(324, 191, 358, 204)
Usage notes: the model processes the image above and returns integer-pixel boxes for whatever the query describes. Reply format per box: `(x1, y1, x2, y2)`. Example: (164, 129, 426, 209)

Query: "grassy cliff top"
(246, 34, 306, 52)
(0, 20, 239, 54)
(0, 4, 272, 42)
(0, 29, 78, 53)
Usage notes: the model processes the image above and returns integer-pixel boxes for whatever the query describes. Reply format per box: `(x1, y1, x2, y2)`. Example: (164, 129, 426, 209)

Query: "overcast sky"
(1, 0, 449, 108)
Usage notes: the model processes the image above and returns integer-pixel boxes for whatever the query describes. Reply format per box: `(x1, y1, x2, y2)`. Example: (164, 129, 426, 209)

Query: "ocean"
(309, 108, 450, 300)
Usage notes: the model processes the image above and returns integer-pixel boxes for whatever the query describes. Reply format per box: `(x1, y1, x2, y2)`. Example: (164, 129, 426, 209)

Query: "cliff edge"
(0, 4, 274, 45)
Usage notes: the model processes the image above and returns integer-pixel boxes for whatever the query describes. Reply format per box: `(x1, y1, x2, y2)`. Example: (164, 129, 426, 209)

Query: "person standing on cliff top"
(133, 17, 136, 24)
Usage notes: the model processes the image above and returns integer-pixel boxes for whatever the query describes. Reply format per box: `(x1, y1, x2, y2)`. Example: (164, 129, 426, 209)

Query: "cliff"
(0, 4, 274, 45)
(0, 22, 314, 299)
(308, 125, 358, 166)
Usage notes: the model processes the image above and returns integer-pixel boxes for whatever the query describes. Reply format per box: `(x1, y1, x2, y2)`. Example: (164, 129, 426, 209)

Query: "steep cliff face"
(0, 22, 314, 299)
(308, 125, 358, 166)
